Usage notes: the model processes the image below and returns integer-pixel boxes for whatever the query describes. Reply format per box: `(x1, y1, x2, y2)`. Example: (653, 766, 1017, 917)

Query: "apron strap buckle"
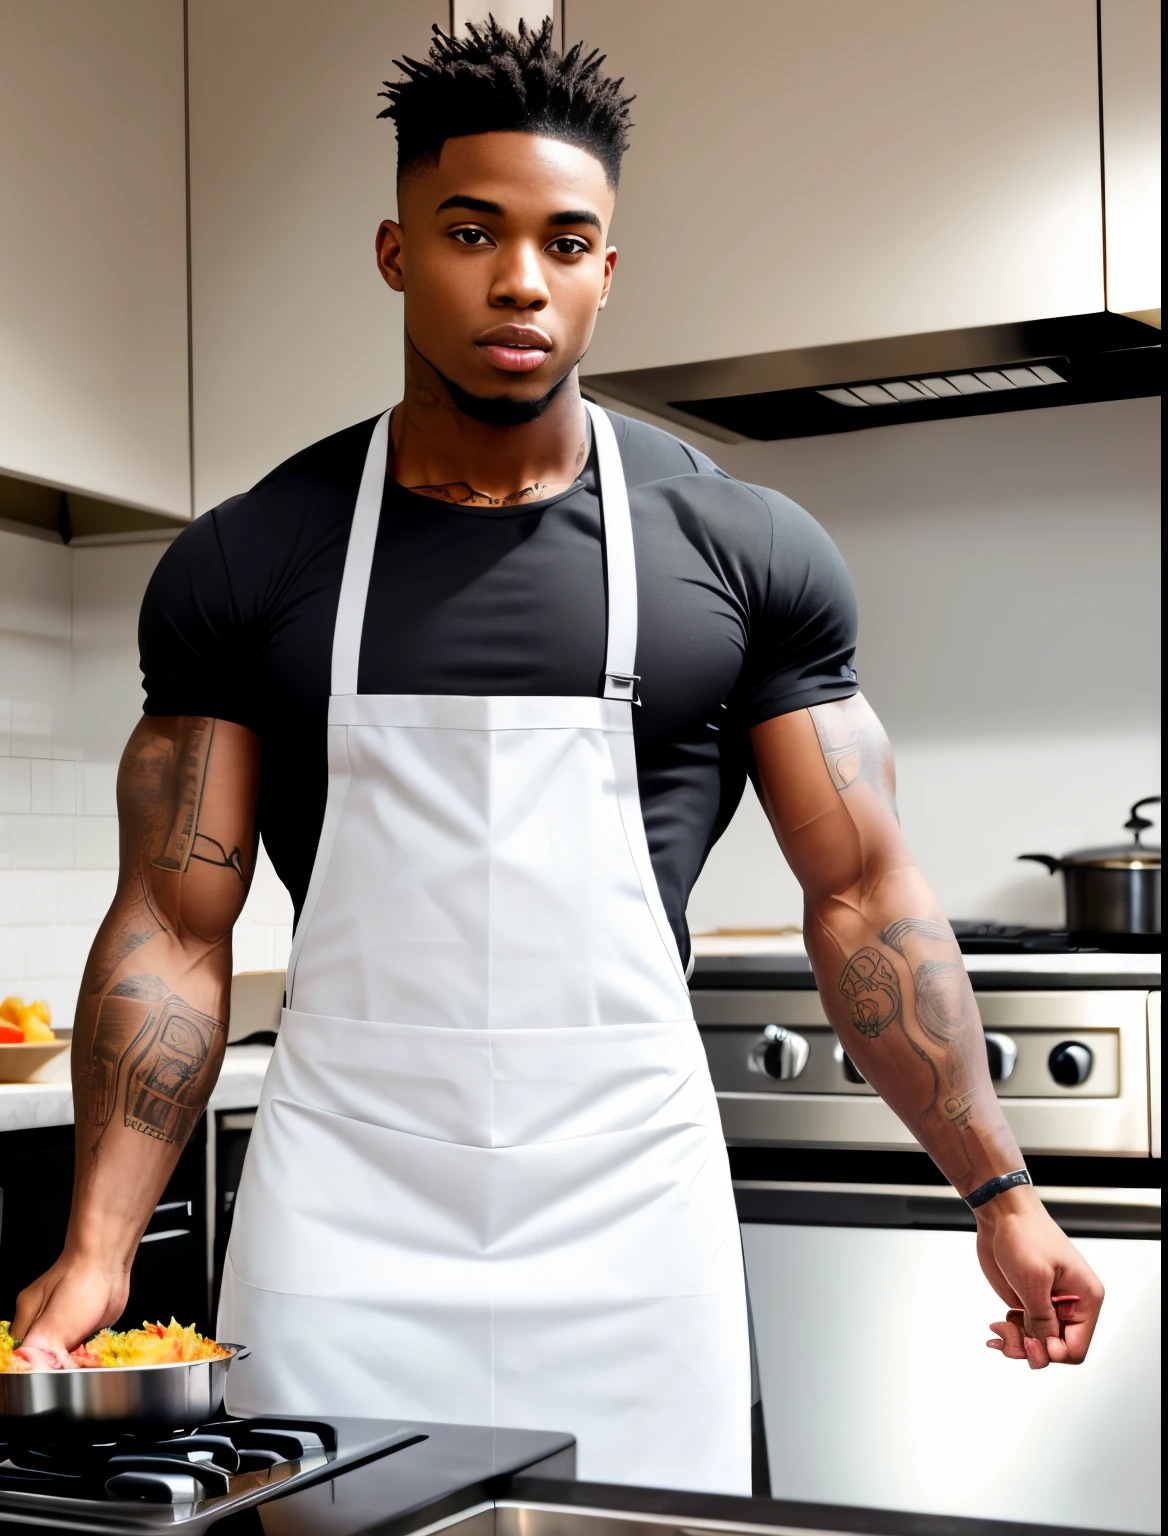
(603, 672, 641, 705)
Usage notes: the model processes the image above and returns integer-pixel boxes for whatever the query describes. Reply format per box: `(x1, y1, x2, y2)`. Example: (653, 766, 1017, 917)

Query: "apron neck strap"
(586, 401, 639, 705)
(332, 409, 392, 697)
(331, 403, 638, 701)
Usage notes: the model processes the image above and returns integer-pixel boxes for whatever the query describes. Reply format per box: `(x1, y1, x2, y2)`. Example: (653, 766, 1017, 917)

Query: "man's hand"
(11, 1250, 130, 1361)
(977, 1184, 1105, 1367)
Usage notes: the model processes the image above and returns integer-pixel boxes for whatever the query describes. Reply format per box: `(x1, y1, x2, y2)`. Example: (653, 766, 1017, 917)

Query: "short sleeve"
(741, 484, 859, 725)
(139, 500, 257, 730)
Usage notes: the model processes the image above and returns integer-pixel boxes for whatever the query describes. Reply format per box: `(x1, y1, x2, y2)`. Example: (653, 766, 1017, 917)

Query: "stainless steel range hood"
(582, 310, 1160, 443)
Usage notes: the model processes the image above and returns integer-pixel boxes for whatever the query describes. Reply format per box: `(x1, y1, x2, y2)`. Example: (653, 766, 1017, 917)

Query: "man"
(15, 18, 1102, 1497)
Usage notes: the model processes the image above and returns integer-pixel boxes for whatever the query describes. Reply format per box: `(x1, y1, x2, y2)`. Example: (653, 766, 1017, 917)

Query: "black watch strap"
(964, 1168, 1032, 1210)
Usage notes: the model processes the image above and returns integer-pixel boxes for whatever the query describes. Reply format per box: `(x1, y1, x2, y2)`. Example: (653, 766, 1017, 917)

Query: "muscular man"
(15, 18, 1102, 1496)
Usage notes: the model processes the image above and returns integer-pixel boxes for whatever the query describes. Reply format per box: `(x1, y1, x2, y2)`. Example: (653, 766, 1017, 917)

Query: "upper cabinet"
(187, 0, 446, 514)
(572, 0, 1107, 374)
(0, 0, 191, 519)
(1100, 0, 1161, 320)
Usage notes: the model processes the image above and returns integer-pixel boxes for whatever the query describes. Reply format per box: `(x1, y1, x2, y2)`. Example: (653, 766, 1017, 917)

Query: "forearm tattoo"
(839, 917, 982, 1177)
(83, 974, 226, 1146)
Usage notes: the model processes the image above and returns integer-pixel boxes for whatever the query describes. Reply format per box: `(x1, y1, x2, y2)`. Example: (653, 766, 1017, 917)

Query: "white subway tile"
(11, 815, 74, 869)
(0, 871, 56, 924)
(79, 761, 118, 816)
(24, 925, 97, 979)
(52, 760, 77, 813)
(21, 976, 80, 1031)
(232, 924, 275, 973)
(12, 700, 54, 740)
(51, 742, 83, 761)
(0, 926, 22, 979)
(271, 925, 293, 969)
(74, 817, 119, 870)
(30, 759, 54, 813)
(0, 759, 31, 814)
(55, 869, 117, 923)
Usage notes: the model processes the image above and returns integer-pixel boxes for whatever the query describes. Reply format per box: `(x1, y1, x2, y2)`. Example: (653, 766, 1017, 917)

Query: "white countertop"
(0, 1044, 273, 1136)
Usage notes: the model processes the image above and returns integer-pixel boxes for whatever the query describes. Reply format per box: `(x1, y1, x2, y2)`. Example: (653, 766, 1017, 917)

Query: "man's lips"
(476, 325, 553, 374)
(479, 344, 549, 373)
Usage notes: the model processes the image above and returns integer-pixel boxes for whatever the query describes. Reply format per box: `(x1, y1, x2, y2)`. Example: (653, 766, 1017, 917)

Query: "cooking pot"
(1019, 796, 1160, 935)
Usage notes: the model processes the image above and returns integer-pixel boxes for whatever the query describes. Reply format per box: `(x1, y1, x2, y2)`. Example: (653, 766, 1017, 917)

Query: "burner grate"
(0, 1414, 335, 1505)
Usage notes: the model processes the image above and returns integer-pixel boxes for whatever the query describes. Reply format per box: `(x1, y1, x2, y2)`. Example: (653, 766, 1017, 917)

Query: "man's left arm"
(751, 693, 1104, 1368)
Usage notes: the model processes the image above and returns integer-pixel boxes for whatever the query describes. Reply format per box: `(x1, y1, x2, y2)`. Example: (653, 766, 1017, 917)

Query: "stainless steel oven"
(692, 953, 1161, 1533)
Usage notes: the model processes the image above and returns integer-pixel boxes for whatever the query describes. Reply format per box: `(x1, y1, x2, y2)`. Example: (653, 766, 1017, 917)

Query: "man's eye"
(548, 237, 587, 255)
(452, 228, 492, 246)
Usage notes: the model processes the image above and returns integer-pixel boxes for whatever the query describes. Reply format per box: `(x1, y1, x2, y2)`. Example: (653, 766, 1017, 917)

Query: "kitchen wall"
(0, 525, 291, 1028)
(0, 391, 1161, 1021)
(684, 393, 1162, 932)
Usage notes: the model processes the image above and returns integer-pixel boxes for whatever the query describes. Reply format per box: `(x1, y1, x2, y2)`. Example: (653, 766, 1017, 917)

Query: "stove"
(689, 925, 1160, 1158)
(949, 921, 1161, 954)
(0, 1412, 574, 1532)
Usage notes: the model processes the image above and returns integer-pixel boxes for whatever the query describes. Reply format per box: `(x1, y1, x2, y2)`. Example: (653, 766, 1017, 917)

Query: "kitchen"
(0, 0, 1161, 1532)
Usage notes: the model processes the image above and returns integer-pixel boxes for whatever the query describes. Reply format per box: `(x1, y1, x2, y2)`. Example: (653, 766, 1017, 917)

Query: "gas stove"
(0, 1411, 574, 1532)
(949, 921, 1161, 954)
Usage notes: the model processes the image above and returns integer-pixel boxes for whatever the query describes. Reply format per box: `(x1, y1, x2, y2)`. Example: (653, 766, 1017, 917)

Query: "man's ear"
(597, 246, 618, 310)
(376, 220, 406, 292)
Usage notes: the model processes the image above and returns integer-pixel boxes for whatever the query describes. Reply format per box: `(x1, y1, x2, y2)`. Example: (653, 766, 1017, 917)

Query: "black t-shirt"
(141, 408, 859, 964)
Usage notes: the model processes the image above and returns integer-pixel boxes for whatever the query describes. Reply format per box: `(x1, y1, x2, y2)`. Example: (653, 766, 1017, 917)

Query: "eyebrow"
(435, 194, 602, 232)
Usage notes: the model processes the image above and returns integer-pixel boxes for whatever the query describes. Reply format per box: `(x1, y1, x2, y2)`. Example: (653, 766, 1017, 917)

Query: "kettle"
(1018, 796, 1160, 935)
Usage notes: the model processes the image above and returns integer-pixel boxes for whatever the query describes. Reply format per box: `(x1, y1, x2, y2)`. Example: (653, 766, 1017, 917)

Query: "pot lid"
(1061, 796, 1160, 868)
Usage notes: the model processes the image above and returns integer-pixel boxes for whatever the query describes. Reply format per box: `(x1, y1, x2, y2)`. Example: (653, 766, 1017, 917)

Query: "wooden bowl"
(0, 1039, 69, 1082)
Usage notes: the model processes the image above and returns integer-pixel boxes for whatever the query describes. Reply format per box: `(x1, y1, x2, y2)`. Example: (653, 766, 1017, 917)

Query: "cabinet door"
(0, 0, 190, 518)
(1100, 0, 1161, 318)
(570, 0, 1106, 373)
(188, 0, 446, 514)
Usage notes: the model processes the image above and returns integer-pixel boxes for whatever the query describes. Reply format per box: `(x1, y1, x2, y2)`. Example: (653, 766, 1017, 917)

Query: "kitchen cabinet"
(571, 0, 1106, 374)
(186, 0, 446, 514)
(0, 0, 191, 519)
(1100, 0, 1161, 320)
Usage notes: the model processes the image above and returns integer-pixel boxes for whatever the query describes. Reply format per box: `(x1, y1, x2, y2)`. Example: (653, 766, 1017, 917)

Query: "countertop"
(0, 1044, 273, 1135)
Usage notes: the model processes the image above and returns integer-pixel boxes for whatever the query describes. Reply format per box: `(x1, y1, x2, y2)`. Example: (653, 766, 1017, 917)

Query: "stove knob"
(841, 1052, 867, 1085)
(761, 1024, 810, 1080)
(984, 1032, 1018, 1083)
(1049, 1041, 1094, 1087)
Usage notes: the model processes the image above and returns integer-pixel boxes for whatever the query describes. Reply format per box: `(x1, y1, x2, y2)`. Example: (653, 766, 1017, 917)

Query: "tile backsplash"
(0, 523, 291, 1030)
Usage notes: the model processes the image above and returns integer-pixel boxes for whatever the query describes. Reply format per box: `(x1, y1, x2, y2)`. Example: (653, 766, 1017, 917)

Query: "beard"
(407, 332, 578, 425)
(443, 369, 572, 425)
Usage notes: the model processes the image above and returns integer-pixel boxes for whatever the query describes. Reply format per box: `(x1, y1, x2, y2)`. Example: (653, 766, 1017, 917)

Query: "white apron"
(218, 404, 751, 1494)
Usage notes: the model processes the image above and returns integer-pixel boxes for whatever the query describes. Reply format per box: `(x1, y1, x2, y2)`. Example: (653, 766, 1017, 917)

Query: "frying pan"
(0, 1345, 249, 1432)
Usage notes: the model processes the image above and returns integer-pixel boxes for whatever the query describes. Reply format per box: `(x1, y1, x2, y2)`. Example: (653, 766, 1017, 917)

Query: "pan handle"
(1017, 853, 1061, 873)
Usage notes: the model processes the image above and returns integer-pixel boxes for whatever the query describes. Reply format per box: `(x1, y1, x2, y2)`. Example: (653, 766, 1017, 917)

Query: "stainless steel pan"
(0, 1345, 248, 1430)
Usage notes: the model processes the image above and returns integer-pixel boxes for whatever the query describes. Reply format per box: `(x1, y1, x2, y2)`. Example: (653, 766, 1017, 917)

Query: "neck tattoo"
(408, 480, 551, 507)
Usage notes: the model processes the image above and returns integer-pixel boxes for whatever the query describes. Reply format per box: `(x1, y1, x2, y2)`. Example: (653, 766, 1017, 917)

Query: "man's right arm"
(12, 715, 261, 1357)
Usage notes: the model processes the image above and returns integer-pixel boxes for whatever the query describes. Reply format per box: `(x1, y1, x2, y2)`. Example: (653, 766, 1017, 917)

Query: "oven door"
(739, 1182, 1160, 1533)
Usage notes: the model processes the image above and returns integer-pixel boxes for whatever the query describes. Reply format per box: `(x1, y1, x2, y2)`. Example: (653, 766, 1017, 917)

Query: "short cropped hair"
(378, 16, 634, 190)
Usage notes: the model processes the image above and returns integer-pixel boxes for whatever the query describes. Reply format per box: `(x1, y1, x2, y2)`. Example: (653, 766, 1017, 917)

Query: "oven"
(693, 952, 1161, 1533)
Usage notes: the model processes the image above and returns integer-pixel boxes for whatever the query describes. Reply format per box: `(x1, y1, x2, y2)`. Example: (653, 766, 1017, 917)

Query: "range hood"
(582, 311, 1160, 443)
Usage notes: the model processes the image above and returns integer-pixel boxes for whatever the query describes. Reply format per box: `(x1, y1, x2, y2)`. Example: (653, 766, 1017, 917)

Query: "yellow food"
(0, 1321, 24, 1371)
(73, 1318, 230, 1368)
(0, 995, 55, 1041)
(0, 1318, 230, 1372)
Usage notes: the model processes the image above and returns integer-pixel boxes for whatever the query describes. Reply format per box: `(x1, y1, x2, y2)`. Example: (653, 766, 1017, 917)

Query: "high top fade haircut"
(377, 16, 634, 191)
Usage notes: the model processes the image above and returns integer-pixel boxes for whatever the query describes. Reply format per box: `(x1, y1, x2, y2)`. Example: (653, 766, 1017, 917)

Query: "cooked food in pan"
(0, 1318, 231, 1372)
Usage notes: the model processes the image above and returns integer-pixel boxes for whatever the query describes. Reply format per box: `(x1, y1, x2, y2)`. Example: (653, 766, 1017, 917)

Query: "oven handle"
(734, 1182, 1161, 1239)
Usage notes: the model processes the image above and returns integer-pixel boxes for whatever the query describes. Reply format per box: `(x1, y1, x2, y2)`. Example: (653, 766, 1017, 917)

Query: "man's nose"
(489, 242, 550, 310)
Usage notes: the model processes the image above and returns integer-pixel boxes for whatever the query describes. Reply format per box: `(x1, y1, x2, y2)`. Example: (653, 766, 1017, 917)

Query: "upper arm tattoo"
(78, 716, 253, 1153)
(808, 694, 898, 816)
